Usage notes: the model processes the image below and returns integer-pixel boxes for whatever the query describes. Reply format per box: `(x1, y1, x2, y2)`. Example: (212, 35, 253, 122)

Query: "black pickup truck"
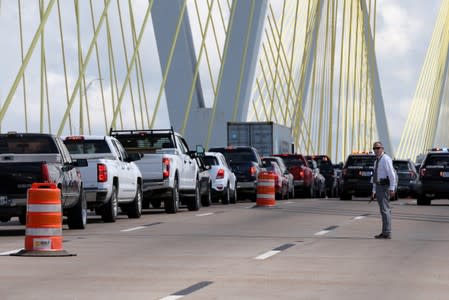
(0, 132, 88, 229)
(208, 146, 264, 201)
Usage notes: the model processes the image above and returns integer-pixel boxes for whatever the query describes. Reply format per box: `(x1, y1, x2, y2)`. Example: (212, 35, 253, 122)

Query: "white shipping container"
(227, 122, 292, 156)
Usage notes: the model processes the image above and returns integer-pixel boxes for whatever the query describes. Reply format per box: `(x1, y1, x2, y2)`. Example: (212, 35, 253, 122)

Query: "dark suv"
(305, 155, 337, 197)
(414, 149, 449, 205)
(208, 146, 264, 201)
(339, 153, 376, 200)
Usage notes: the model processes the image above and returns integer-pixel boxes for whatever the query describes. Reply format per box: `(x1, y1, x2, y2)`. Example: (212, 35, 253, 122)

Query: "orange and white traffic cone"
(256, 172, 276, 207)
(12, 183, 75, 257)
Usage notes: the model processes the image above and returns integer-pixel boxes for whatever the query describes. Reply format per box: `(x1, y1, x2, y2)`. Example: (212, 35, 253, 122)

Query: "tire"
(305, 185, 314, 198)
(201, 183, 212, 207)
(417, 195, 431, 206)
(127, 184, 142, 218)
(187, 183, 201, 211)
(165, 177, 179, 214)
(102, 186, 118, 223)
(151, 200, 162, 209)
(222, 184, 230, 205)
(18, 213, 26, 225)
(340, 192, 352, 200)
(289, 187, 295, 199)
(230, 188, 237, 204)
(67, 190, 87, 230)
(0, 216, 11, 223)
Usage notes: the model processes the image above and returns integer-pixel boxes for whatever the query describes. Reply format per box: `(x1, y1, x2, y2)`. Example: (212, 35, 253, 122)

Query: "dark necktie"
(373, 157, 379, 184)
(374, 156, 380, 183)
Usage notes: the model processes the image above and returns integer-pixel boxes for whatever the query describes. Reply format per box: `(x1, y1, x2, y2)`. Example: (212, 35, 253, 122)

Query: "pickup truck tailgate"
(0, 162, 42, 195)
(135, 154, 165, 181)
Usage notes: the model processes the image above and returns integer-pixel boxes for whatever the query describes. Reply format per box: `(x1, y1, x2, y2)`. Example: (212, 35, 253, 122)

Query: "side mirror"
(196, 145, 205, 156)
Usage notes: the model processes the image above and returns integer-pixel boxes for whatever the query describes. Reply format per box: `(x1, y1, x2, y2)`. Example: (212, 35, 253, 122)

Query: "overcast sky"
(375, 0, 441, 151)
(0, 0, 443, 152)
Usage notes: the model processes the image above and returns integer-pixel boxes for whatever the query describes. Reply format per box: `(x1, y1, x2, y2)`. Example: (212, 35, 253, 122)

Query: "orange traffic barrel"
(256, 172, 276, 207)
(11, 183, 75, 257)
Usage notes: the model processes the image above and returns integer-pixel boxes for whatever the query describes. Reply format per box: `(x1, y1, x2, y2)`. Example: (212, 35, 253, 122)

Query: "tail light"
(216, 168, 225, 179)
(410, 171, 416, 179)
(162, 158, 170, 179)
(420, 168, 426, 177)
(299, 170, 304, 179)
(41, 162, 50, 182)
(97, 163, 108, 182)
(249, 166, 256, 176)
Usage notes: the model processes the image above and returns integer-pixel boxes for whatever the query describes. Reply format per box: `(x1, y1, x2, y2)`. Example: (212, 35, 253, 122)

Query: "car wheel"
(18, 213, 26, 225)
(67, 189, 87, 230)
(222, 184, 230, 205)
(128, 184, 142, 218)
(417, 195, 431, 206)
(230, 187, 237, 204)
(201, 183, 212, 207)
(102, 186, 118, 223)
(0, 216, 11, 223)
(165, 177, 179, 214)
(187, 182, 201, 211)
(340, 192, 352, 200)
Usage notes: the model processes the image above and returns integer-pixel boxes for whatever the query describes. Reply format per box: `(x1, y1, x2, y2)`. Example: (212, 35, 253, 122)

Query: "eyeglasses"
(372, 147, 382, 150)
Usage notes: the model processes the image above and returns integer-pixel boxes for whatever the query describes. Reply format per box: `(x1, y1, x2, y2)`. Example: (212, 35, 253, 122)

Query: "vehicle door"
(55, 138, 79, 206)
(176, 136, 196, 189)
(110, 139, 135, 199)
(221, 154, 236, 191)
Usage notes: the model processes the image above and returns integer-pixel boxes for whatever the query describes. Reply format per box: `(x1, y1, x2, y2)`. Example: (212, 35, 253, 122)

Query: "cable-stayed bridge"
(0, 0, 445, 163)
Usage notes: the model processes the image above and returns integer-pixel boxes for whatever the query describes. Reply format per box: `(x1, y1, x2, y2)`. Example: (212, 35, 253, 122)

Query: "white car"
(202, 152, 237, 204)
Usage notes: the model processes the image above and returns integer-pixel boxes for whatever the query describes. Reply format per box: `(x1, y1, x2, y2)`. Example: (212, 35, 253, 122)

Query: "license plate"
(361, 171, 372, 176)
(0, 196, 12, 207)
(441, 172, 449, 177)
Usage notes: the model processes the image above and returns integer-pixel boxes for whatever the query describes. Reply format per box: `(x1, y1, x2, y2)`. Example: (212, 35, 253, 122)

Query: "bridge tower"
(152, 0, 268, 149)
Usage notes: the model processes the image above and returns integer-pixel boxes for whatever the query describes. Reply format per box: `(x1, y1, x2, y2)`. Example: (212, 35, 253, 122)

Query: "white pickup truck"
(110, 128, 201, 214)
(63, 135, 143, 222)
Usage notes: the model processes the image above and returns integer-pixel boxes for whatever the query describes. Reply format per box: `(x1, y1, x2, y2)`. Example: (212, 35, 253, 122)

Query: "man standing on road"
(371, 141, 397, 239)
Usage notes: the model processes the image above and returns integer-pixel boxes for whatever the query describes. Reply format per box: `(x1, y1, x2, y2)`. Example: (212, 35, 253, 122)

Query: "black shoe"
(374, 233, 391, 239)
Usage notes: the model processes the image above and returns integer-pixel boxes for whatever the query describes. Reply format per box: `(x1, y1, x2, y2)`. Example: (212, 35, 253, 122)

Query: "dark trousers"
(376, 184, 391, 234)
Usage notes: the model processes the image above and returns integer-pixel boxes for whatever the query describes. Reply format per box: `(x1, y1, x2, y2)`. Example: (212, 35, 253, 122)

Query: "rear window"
(209, 148, 257, 163)
(203, 156, 219, 166)
(424, 154, 449, 167)
(114, 134, 174, 151)
(276, 155, 306, 166)
(0, 135, 58, 154)
(393, 161, 410, 171)
(346, 155, 376, 168)
(306, 156, 333, 170)
(64, 139, 110, 154)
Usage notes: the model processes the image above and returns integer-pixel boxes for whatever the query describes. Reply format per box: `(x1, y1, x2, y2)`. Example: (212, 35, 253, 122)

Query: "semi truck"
(227, 121, 293, 156)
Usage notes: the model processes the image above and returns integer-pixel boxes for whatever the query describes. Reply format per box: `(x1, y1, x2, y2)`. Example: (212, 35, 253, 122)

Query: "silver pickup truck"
(110, 128, 201, 214)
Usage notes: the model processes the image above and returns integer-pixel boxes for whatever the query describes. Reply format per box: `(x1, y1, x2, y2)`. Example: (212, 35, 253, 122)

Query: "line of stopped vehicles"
(0, 129, 445, 229)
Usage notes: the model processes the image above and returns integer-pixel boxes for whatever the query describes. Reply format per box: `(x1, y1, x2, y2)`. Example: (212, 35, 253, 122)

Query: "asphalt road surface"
(1, 197, 449, 300)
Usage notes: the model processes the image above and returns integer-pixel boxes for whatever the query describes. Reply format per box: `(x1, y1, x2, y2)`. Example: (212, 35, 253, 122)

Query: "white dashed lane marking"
(196, 212, 214, 217)
(254, 243, 295, 260)
(0, 249, 23, 256)
(159, 281, 213, 300)
(120, 222, 163, 232)
(314, 225, 339, 236)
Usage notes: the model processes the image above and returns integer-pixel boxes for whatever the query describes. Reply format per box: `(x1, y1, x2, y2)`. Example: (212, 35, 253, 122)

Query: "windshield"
(64, 140, 110, 154)
(0, 135, 58, 154)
